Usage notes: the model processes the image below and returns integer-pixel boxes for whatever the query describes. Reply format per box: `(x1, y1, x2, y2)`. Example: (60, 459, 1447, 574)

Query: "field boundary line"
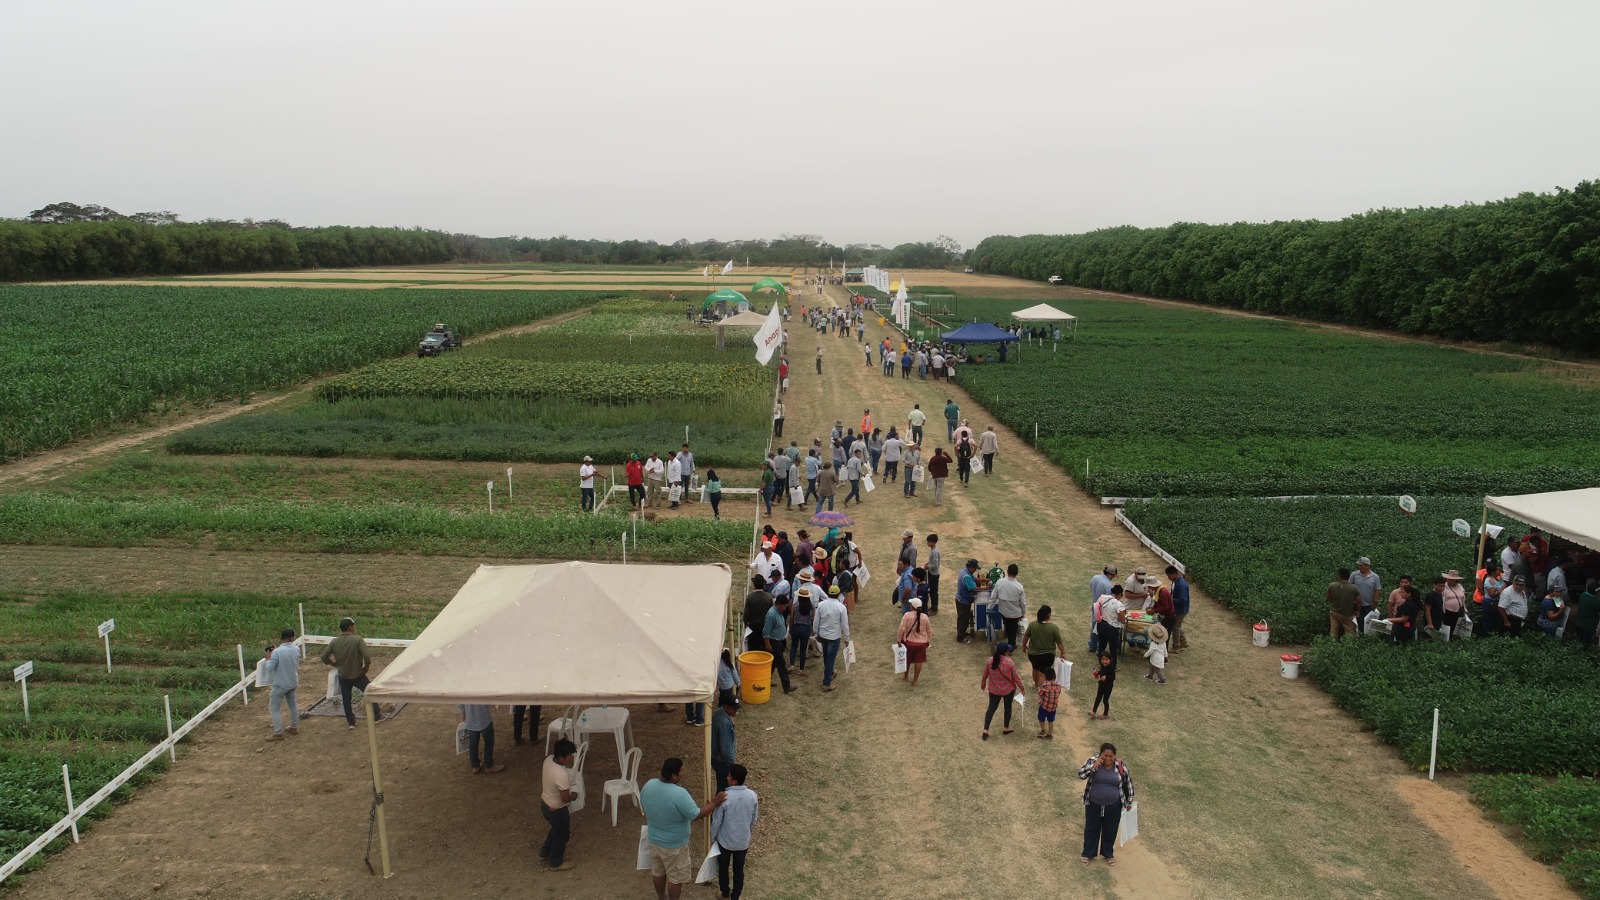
(1112, 508, 1185, 574)
(1102, 494, 1406, 507)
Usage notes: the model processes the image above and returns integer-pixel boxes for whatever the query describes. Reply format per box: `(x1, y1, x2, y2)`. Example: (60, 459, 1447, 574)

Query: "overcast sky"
(3, 0, 1596, 249)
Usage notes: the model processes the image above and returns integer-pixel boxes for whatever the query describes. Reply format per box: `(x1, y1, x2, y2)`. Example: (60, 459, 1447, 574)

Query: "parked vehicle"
(418, 323, 462, 357)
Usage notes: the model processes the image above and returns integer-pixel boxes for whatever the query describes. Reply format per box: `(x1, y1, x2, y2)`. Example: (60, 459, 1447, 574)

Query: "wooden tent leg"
(703, 697, 714, 849)
(367, 701, 393, 878)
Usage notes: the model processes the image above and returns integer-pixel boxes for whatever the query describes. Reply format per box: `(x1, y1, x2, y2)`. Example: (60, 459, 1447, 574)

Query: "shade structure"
(364, 561, 733, 706)
(718, 310, 770, 327)
(751, 277, 787, 294)
(1010, 303, 1078, 323)
(703, 288, 747, 309)
(1484, 489, 1600, 551)
(941, 321, 1020, 343)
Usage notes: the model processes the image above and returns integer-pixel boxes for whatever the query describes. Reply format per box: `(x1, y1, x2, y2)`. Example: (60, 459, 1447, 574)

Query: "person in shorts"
(1036, 667, 1062, 739)
(640, 757, 725, 899)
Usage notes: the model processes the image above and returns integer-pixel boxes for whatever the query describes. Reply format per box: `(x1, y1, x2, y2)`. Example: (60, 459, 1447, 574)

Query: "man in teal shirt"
(944, 399, 960, 442)
(641, 758, 724, 899)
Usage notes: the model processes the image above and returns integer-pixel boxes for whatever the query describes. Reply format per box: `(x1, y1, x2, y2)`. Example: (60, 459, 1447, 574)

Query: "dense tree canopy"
(973, 181, 1600, 351)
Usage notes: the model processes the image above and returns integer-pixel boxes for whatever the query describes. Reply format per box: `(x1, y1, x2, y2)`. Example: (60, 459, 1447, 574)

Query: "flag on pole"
(897, 279, 910, 328)
(703, 265, 710, 277)
(753, 302, 783, 365)
(722, 260, 734, 276)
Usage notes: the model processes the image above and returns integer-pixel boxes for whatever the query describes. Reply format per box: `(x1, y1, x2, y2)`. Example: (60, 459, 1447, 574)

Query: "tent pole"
(366, 701, 393, 878)
(1476, 502, 1490, 573)
(703, 693, 715, 849)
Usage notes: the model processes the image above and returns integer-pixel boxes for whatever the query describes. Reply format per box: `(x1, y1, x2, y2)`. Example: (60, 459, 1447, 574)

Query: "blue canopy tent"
(941, 321, 1021, 363)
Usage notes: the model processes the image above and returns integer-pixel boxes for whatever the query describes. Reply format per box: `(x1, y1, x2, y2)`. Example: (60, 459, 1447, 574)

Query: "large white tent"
(1009, 302, 1078, 324)
(1484, 488, 1600, 551)
(361, 561, 733, 876)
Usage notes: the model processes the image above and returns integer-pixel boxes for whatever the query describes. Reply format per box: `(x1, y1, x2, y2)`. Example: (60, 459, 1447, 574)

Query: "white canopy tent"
(1010, 302, 1078, 342)
(716, 308, 770, 348)
(361, 561, 733, 876)
(1483, 488, 1600, 552)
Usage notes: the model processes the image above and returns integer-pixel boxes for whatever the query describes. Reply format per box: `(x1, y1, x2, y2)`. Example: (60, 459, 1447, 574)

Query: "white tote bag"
(1054, 658, 1073, 691)
(912, 465, 926, 483)
(1119, 802, 1140, 846)
(789, 485, 805, 505)
(971, 456, 984, 473)
(668, 484, 683, 503)
(892, 643, 908, 674)
(636, 826, 652, 870)
(844, 640, 857, 670)
(862, 473, 876, 493)
(696, 843, 721, 883)
(455, 722, 470, 755)
(326, 668, 341, 700)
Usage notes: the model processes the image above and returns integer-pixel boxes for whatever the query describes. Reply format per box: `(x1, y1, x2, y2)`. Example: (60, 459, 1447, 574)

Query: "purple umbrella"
(809, 510, 855, 528)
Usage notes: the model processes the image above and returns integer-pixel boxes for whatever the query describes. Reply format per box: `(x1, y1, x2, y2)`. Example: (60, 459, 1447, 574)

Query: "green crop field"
(0, 285, 600, 460)
(933, 298, 1600, 498)
(1472, 774, 1600, 899)
(172, 298, 775, 466)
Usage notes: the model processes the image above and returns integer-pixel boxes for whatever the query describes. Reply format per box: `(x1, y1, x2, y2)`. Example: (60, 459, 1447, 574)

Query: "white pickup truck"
(1047, 275, 1064, 285)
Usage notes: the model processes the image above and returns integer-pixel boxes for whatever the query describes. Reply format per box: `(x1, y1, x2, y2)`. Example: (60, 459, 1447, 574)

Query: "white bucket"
(1280, 654, 1300, 679)
(1252, 619, 1271, 647)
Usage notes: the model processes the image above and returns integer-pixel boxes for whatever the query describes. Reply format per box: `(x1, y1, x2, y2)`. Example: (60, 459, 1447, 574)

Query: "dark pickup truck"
(418, 324, 462, 357)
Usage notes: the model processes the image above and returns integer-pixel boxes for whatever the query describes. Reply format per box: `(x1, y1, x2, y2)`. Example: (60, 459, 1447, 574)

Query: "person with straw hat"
(1142, 623, 1169, 685)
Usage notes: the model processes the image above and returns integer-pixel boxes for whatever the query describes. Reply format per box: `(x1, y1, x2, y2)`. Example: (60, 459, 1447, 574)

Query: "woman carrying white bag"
(897, 598, 932, 686)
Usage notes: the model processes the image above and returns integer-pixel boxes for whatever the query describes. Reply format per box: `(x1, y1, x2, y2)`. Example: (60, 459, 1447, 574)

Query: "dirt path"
(0, 308, 591, 487)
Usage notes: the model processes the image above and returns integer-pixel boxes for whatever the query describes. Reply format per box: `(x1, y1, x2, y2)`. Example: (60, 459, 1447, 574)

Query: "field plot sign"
(97, 618, 115, 672)
(13, 660, 33, 721)
(1452, 518, 1472, 538)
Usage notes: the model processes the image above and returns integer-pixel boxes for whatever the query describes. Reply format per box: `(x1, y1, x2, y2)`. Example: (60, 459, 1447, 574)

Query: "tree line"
(0, 205, 967, 281)
(972, 180, 1600, 352)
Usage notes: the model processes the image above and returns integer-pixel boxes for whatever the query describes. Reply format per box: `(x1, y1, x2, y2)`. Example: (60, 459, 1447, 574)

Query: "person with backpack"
(955, 434, 976, 485)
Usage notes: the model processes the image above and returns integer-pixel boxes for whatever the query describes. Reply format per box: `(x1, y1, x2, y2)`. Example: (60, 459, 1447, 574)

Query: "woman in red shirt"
(624, 454, 645, 509)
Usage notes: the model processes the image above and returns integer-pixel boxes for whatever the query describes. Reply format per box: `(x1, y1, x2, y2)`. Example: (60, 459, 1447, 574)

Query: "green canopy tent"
(751, 277, 788, 294)
(702, 288, 749, 313)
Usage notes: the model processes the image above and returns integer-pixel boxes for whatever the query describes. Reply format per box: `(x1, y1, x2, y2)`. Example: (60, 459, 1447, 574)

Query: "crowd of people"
(1323, 529, 1600, 646)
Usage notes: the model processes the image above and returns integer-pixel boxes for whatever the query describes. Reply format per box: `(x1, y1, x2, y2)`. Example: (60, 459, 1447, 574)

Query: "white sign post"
(97, 619, 115, 673)
(621, 532, 628, 565)
(62, 765, 79, 843)
(506, 467, 514, 502)
(487, 481, 495, 514)
(14, 660, 33, 722)
(237, 644, 249, 705)
(164, 694, 176, 762)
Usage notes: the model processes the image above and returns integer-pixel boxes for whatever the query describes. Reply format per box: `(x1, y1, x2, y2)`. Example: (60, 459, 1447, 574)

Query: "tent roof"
(1010, 303, 1077, 323)
(703, 288, 747, 308)
(719, 310, 769, 327)
(364, 561, 732, 706)
(941, 321, 1020, 343)
(1484, 488, 1600, 551)
(751, 277, 787, 293)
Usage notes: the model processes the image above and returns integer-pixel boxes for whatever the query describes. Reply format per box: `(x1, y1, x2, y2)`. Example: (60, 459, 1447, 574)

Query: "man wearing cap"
(749, 545, 785, 588)
(815, 585, 851, 691)
(578, 456, 597, 511)
(1535, 583, 1567, 637)
(644, 451, 665, 508)
(814, 462, 838, 513)
(1167, 565, 1191, 651)
(1350, 557, 1382, 633)
(979, 425, 999, 476)
(1123, 567, 1151, 609)
(625, 454, 645, 509)
(743, 576, 775, 655)
(1094, 585, 1128, 661)
(320, 616, 372, 729)
(1497, 575, 1530, 637)
(955, 559, 981, 643)
(861, 409, 873, 436)
(1089, 566, 1118, 653)
(898, 529, 918, 569)
(1325, 568, 1360, 640)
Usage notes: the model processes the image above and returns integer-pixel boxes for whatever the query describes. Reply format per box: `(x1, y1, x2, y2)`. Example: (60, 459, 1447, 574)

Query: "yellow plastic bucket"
(738, 651, 773, 705)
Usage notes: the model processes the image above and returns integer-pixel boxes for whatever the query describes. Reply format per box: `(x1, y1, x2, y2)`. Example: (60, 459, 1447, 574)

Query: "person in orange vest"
(860, 409, 873, 435)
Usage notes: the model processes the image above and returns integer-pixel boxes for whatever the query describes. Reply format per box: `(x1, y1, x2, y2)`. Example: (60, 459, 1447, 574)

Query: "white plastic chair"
(601, 747, 644, 826)
(545, 704, 579, 754)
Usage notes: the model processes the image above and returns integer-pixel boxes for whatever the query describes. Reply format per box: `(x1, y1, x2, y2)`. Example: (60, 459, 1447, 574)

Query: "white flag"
(722, 259, 734, 275)
(753, 302, 783, 365)
(896, 279, 908, 304)
(703, 265, 709, 277)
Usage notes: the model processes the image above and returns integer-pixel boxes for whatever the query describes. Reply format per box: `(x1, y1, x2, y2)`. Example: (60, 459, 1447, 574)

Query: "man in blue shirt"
(1089, 565, 1117, 652)
(763, 596, 796, 695)
(1166, 565, 1191, 651)
(458, 703, 503, 774)
(711, 697, 738, 789)
(641, 758, 725, 900)
(678, 444, 695, 497)
(261, 628, 301, 741)
(895, 561, 917, 612)
(711, 764, 760, 900)
(955, 559, 980, 644)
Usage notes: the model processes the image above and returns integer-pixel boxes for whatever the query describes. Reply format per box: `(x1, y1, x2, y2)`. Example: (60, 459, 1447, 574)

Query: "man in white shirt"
(678, 444, 695, 496)
(1094, 585, 1128, 661)
(881, 433, 904, 483)
(814, 588, 851, 691)
(907, 405, 927, 446)
(1123, 567, 1151, 608)
(667, 452, 684, 509)
(1497, 574, 1530, 637)
(644, 452, 665, 508)
(1089, 565, 1118, 652)
(578, 455, 597, 511)
(749, 545, 785, 583)
(992, 563, 1027, 646)
(540, 739, 578, 871)
(979, 426, 1000, 475)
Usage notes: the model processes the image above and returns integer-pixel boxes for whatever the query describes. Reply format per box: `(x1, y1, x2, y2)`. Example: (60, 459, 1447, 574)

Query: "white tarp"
(1010, 303, 1078, 323)
(1484, 488, 1600, 552)
(719, 310, 770, 327)
(365, 561, 732, 706)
